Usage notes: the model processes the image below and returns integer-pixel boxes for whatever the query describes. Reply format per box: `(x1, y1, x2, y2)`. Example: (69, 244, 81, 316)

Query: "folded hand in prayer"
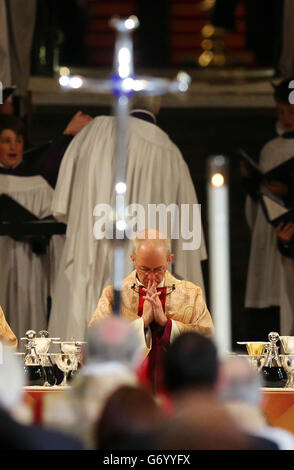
(143, 281, 167, 327)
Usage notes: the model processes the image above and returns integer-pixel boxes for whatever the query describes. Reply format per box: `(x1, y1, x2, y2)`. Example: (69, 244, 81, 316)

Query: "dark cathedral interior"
(28, 0, 285, 344)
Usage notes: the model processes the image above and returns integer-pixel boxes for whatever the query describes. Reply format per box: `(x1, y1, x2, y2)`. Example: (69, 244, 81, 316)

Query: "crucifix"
(59, 15, 191, 316)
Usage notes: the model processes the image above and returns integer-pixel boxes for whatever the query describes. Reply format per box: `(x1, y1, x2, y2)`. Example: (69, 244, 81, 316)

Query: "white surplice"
(48, 115, 207, 341)
(245, 136, 294, 334)
(0, 174, 65, 340)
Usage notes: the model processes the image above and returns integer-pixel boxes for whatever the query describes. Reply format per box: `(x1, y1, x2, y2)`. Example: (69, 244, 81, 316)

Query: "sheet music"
(261, 194, 288, 221)
(260, 184, 286, 207)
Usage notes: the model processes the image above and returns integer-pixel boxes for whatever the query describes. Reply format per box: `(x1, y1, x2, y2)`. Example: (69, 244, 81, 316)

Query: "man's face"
(0, 129, 23, 168)
(276, 102, 294, 132)
(131, 243, 173, 287)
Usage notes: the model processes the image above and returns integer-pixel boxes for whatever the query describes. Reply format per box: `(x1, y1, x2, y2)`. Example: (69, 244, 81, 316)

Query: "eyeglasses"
(136, 266, 167, 275)
(131, 283, 176, 296)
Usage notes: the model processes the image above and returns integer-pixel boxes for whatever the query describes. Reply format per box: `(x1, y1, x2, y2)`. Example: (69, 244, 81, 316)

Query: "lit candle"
(207, 155, 231, 357)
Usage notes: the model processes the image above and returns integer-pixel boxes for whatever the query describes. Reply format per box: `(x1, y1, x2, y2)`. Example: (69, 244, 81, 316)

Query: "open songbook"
(238, 148, 294, 186)
(0, 194, 66, 237)
(259, 187, 294, 226)
(3, 86, 17, 102)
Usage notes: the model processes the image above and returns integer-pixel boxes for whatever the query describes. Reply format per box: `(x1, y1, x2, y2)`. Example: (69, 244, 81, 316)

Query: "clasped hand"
(264, 180, 289, 197)
(142, 280, 167, 328)
(276, 222, 294, 244)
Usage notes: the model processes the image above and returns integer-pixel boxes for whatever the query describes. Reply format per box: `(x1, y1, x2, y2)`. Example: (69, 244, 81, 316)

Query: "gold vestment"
(0, 305, 17, 347)
(89, 271, 214, 357)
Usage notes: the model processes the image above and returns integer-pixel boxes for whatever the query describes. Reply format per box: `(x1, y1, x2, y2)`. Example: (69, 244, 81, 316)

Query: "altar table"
(262, 388, 294, 434)
(24, 386, 294, 436)
(24, 386, 69, 424)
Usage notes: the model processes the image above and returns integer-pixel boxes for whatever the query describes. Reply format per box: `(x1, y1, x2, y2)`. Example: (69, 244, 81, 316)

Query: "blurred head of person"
(218, 355, 267, 433)
(85, 316, 142, 371)
(219, 355, 262, 406)
(44, 318, 142, 447)
(163, 331, 219, 400)
(158, 400, 265, 450)
(95, 385, 166, 450)
(130, 229, 173, 288)
(0, 115, 25, 168)
(273, 79, 294, 133)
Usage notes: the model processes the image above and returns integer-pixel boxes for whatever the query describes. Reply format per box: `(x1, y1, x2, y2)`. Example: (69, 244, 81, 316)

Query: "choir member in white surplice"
(0, 112, 92, 341)
(48, 99, 207, 341)
(245, 141, 294, 335)
(245, 80, 294, 335)
(0, 174, 64, 340)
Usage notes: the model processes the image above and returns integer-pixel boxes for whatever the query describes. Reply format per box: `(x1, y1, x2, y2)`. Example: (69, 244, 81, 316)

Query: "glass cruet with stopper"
(261, 332, 287, 388)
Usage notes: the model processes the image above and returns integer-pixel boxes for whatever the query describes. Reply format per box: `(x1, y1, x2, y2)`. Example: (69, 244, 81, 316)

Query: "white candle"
(207, 155, 231, 357)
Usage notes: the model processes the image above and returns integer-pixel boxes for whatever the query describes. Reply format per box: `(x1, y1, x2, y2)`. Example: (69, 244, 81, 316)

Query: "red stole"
(136, 285, 172, 394)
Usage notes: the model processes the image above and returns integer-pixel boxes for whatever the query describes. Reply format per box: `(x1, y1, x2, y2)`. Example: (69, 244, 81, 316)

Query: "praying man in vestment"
(88, 230, 214, 394)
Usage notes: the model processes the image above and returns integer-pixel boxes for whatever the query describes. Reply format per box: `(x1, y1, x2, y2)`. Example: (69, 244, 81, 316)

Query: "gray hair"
(85, 316, 142, 369)
(131, 230, 171, 259)
(131, 95, 162, 115)
(0, 342, 24, 410)
(219, 356, 262, 406)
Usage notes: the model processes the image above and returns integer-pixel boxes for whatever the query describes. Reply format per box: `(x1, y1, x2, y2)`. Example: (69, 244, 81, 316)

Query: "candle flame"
(211, 173, 225, 187)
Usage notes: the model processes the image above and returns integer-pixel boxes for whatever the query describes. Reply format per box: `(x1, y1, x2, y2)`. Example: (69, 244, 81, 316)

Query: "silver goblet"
(236, 342, 266, 371)
(35, 331, 60, 356)
(280, 336, 294, 354)
(54, 353, 78, 386)
(281, 355, 294, 388)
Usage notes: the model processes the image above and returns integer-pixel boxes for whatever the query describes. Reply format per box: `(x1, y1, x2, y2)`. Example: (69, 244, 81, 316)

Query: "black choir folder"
(2, 86, 17, 102)
(0, 194, 66, 236)
(259, 189, 294, 227)
(238, 148, 294, 186)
